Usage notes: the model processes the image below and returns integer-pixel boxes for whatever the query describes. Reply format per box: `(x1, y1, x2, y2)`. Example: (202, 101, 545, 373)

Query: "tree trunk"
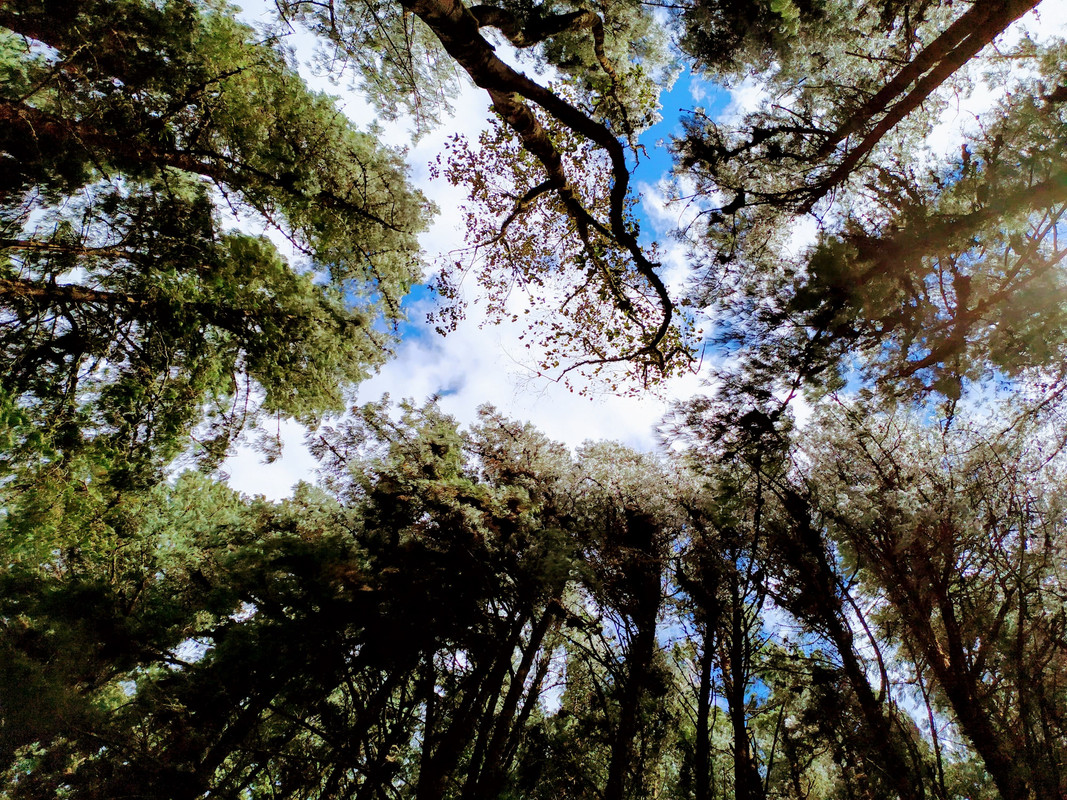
(465, 603, 560, 800)
(604, 511, 663, 800)
(780, 489, 926, 800)
(724, 571, 764, 800)
(416, 621, 525, 800)
(917, 589, 1030, 800)
(694, 628, 715, 800)
(804, 0, 1042, 210)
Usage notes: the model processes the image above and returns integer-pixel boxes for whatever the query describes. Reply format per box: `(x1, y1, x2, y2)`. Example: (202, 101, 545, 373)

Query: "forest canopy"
(3, 0, 1067, 799)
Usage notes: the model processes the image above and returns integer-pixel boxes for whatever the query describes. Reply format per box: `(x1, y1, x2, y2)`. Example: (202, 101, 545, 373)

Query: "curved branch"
(489, 179, 554, 244)
(403, 0, 676, 366)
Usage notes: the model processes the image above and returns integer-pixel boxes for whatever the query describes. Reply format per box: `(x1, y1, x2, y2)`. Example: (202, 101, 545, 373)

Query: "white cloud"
(720, 76, 769, 124)
(783, 214, 818, 259)
(356, 300, 709, 455)
(223, 419, 321, 498)
(226, 300, 710, 500)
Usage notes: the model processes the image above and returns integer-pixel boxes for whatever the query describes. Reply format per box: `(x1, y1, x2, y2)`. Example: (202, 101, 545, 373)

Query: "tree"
(676, 457, 774, 800)
(676, 0, 1067, 408)
(0, 402, 572, 797)
(0, 400, 696, 800)
(668, 393, 934, 800)
(0, 0, 429, 482)
(7, 0, 1067, 798)
(800, 401, 1067, 800)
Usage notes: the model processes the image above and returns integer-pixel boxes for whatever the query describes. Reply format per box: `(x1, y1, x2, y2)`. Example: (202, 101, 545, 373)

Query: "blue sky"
(631, 69, 728, 198)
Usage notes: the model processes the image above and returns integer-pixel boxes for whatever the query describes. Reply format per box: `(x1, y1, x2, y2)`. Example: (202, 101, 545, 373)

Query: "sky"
(222, 0, 1067, 499)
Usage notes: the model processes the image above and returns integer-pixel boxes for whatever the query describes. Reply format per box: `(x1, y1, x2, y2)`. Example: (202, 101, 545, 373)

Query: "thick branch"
(855, 170, 1067, 282)
(403, 0, 675, 365)
(802, 0, 1040, 212)
(816, 0, 1015, 157)
(469, 6, 598, 48)
(469, 6, 620, 92)
(0, 238, 130, 259)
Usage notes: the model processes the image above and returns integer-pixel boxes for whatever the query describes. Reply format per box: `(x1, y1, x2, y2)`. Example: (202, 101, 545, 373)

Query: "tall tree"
(801, 401, 1067, 800)
(0, 0, 429, 481)
(0, 402, 586, 798)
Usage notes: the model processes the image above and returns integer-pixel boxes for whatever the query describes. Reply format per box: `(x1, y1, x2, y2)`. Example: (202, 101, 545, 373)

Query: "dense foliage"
(3, 0, 1067, 799)
(1, 0, 429, 482)
(5, 399, 1067, 799)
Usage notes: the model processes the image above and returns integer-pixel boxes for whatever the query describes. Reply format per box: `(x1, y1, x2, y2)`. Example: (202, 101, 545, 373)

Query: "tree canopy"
(4, 0, 1067, 799)
(1, 0, 430, 482)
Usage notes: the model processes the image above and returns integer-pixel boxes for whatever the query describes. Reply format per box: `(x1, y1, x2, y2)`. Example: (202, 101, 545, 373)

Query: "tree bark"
(465, 603, 561, 800)
(694, 628, 715, 800)
(778, 488, 926, 800)
(723, 569, 765, 800)
(416, 620, 525, 800)
(604, 511, 664, 800)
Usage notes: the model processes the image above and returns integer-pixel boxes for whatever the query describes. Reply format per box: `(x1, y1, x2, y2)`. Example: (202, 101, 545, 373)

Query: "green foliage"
(0, 0, 429, 481)
(675, 0, 1067, 408)
(280, 0, 673, 136)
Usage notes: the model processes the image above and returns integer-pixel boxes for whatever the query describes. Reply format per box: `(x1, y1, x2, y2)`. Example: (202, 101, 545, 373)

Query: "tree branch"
(0, 98, 409, 234)
(802, 0, 1041, 212)
(402, 0, 676, 368)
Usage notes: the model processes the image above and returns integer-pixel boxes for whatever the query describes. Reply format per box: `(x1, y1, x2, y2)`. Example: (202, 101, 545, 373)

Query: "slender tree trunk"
(825, 610, 925, 800)
(466, 603, 560, 800)
(724, 572, 764, 800)
(352, 691, 421, 800)
(416, 621, 525, 800)
(780, 489, 925, 800)
(694, 628, 715, 800)
(604, 512, 663, 800)
(501, 635, 556, 769)
(604, 607, 658, 800)
(918, 590, 1030, 800)
(854, 526, 1032, 800)
(319, 669, 410, 799)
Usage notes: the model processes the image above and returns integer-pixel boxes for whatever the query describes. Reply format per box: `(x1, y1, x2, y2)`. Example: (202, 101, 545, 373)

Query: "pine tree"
(0, 0, 430, 481)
